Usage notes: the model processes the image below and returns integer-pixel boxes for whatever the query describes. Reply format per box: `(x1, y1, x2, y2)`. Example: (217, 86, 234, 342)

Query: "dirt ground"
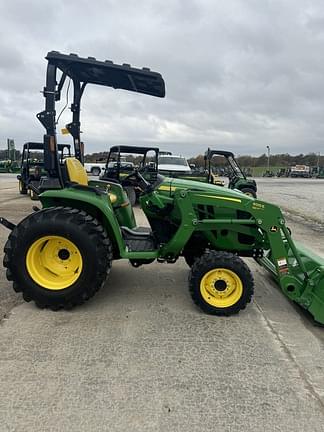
(1, 174, 324, 432)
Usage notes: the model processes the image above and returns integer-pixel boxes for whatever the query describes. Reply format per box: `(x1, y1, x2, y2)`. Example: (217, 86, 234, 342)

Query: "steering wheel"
(121, 169, 152, 193)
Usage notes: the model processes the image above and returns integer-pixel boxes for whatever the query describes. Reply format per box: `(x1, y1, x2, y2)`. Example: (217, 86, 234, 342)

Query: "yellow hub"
(200, 268, 243, 308)
(26, 235, 83, 290)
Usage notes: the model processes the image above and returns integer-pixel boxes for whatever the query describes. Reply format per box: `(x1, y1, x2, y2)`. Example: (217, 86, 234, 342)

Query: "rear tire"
(189, 251, 254, 315)
(18, 180, 27, 195)
(3, 207, 112, 310)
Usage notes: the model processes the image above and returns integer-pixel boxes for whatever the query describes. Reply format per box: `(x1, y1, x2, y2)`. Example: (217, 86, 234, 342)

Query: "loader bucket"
(291, 243, 324, 324)
(259, 241, 324, 325)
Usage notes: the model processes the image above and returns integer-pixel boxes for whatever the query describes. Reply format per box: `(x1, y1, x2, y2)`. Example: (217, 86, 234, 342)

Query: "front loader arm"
(158, 189, 324, 324)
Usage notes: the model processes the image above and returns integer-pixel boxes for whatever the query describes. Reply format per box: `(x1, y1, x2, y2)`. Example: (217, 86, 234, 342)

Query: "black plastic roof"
(108, 145, 159, 155)
(46, 51, 165, 98)
(205, 149, 235, 159)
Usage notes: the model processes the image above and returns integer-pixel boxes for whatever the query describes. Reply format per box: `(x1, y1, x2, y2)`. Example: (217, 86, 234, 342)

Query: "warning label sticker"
(278, 258, 287, 267)
(277, 258, 289, 274)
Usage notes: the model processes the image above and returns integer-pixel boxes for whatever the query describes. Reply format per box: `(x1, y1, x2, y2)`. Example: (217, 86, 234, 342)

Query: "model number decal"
(252, 202, 265, 210)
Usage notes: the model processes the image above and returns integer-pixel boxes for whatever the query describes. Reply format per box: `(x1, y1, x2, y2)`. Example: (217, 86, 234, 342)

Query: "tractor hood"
(157, 177, 253, 200)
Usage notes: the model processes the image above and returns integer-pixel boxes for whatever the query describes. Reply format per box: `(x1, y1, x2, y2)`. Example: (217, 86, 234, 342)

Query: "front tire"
(29, 188, 39, 201)
(189, 251, 254, 315)
(3, 207, 112, 310)
(240, 187, 257, 198)
(183, 248, 206, 267)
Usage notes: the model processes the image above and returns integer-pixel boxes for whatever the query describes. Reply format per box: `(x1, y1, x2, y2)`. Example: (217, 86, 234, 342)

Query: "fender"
(39, 187, 126, 257)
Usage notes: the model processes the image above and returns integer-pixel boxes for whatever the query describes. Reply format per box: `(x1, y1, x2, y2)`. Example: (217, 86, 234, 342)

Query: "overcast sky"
(0, 0, 324, 157)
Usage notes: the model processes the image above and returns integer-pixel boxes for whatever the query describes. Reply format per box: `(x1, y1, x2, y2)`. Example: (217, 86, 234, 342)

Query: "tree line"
(0, 149, 21, 161)
(188, 152, 324, 168)
(84, 151, 323, 167)
(1, 148, 323, 168)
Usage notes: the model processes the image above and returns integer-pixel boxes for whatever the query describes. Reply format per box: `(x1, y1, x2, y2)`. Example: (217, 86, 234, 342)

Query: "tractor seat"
(65, 158, 118, 204)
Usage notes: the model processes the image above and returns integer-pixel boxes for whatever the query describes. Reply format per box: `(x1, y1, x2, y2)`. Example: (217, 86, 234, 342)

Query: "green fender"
(39, 187, 127, 257)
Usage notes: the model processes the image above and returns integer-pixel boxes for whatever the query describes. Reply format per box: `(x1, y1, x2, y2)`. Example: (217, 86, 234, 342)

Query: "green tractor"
(2, 51, 324, 325)
(205, 149, 257, 197)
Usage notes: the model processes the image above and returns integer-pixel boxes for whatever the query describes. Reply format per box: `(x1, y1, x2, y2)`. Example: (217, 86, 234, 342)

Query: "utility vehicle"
(205, 149, 257, 197)
(0, 160, 19, 174)
(1, 51, 324, 325)
(101, 147, 224, 205)
(158, 153, 225, 187)
(18, 142, 71, 199)
(100, 145, 158, 205)
(277, 168, 289, 177)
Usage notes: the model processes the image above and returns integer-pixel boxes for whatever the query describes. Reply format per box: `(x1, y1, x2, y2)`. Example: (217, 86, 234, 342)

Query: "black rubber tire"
(29, 188, 39, 201)
(124, 186, 136, 206)
(183, 249, 205, 267)
(19, 180, 27, 195)
(240, 187, 257, 198)
(184, 254, 196, 267)
(189, 250, 254, 316)
(3, 207, 112, 310)
(91, 167, 101, 176)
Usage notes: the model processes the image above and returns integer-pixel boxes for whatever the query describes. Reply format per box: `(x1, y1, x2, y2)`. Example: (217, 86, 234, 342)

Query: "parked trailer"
(290, 165, 311, 178)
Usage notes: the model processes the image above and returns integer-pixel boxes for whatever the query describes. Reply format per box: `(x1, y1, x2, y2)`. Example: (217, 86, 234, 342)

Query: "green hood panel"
(158, 177, 253, 200)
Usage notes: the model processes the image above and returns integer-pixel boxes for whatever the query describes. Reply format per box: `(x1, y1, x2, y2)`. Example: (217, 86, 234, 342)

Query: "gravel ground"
(257, 177, 324, 257)
(257, 177, 324, 229)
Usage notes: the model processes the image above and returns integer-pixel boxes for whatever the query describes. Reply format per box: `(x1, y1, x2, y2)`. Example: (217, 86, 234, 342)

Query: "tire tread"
(3, 207, 113, 311)
(189, 250, 254, 316)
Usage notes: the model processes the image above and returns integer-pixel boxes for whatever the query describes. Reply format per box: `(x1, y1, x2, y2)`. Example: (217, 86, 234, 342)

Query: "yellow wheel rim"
(18, 180, 22, 192)
(26, 235, 83, 290)
(244, 192, 254, 197)
(200, 268, 243, 308)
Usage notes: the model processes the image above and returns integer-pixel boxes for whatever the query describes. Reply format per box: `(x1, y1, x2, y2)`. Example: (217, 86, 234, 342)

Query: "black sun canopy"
(46, 51, 165, 97)
(108, 145, 160, 155)
(37, 51, 166, 186)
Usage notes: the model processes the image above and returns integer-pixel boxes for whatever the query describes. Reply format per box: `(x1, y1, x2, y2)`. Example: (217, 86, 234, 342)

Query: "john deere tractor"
(1, 51, 324, 325)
